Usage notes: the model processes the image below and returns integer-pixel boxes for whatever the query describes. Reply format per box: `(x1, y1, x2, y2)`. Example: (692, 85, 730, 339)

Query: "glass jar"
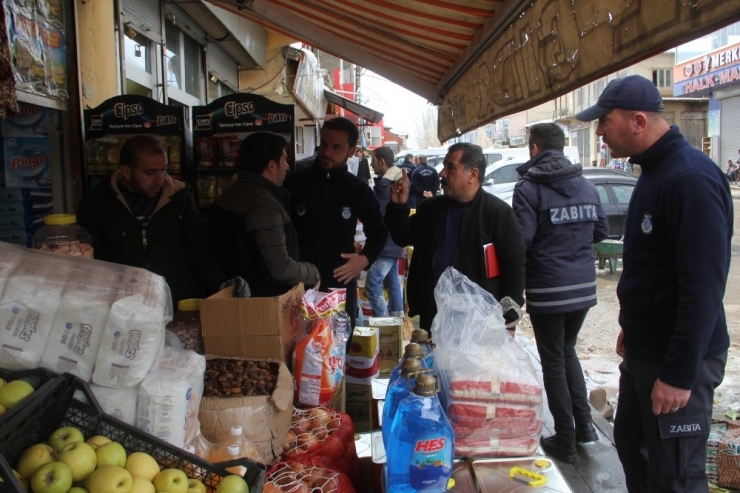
(167, 298, 204, 353)
(32, 214, 94, 258)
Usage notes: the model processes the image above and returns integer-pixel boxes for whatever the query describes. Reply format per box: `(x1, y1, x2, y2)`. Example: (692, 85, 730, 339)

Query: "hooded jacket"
(284, 161, 387, 294)
(618, 126, 732, 390)
(374, 166, 405, 258)
(76, 171, 224, 305)
(208, 171, 320, 297)
(386, 187, 526, 329)
(512, 150, 609, 315)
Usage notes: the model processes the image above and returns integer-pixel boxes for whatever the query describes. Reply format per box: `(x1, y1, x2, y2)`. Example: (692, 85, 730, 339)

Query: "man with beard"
(385, 142, 525, 331)
(577, 75, 732, 492)
(284, 117, 387, 326)
(77, 135, 224, 306)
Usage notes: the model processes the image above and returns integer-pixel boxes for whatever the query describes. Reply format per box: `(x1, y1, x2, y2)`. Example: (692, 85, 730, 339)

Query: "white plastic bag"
(431, 267, 542, 458)
(90, 383, 138, 425)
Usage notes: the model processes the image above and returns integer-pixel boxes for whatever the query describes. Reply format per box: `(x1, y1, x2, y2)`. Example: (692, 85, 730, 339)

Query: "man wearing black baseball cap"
(577, 75, 732, 491)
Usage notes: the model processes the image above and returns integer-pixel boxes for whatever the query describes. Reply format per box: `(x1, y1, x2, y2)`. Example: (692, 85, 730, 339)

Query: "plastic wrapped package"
(92, 267, 172, 388)
(136, 346, 206, 448)
(0, 250, 70, 370)
(0, 244, 24, 298)
(292, 289, 350, 407)
(39, 266, 119, 380)
(431, 267, 543, 459)
(89, 383, 138, 425)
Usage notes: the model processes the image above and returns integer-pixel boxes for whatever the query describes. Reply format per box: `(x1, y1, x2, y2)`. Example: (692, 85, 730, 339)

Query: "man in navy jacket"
(578, 75, 732, 492)
(513, 123, 608, 464)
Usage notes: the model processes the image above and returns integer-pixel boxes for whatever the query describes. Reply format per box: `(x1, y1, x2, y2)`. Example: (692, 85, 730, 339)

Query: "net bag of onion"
(264, 458, 355, 493)
(282, 407, 362, 490)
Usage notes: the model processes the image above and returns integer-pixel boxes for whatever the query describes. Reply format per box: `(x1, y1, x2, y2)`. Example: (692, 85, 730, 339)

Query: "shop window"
(165, 24, 203, 101)
(652, 69, 672, 88)
(124, 33, 154, 74)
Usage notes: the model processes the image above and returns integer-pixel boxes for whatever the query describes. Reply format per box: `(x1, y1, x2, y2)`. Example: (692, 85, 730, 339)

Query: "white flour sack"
(136, 347, 206, 448)
(39, 265, 120, 381)
(90, 383, 138, 425)
(92, 268, 172, 388)
(0, 242, 24, 298)
(0, 255, 69, 370)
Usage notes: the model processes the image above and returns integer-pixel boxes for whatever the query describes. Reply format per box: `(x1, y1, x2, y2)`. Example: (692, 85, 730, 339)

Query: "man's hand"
(651, 378, 691, 415)
(616, 329, 625, 358)
(422, 191, 433, 198)
(334, 253, 369, 284)
(390, 169, 410, 204)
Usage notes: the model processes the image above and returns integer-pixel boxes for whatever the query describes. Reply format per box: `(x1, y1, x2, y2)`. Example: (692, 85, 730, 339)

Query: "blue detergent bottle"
(411, 329, 435, 370)
(386, 374, 454, 493)
(387, 343, 426, 389)
(382, 357, 422, 448)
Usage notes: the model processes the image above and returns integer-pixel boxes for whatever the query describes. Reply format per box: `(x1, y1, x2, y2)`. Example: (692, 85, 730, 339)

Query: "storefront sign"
(674, 42, 740, 95)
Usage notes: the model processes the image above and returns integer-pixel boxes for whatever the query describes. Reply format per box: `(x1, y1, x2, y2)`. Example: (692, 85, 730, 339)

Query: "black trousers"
(530, 309, 591, 444)
(614, 352, 726, 493)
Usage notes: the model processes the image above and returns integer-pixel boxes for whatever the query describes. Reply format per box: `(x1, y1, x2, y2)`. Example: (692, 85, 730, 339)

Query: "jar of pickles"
(32, 214, 94, 258)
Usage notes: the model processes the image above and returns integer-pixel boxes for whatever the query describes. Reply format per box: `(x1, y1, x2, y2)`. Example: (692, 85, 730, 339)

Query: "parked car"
(483, 166, 637, 239)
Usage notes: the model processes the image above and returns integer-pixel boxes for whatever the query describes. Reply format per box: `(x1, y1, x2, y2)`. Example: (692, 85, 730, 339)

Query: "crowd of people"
(73, 75, 732, 492)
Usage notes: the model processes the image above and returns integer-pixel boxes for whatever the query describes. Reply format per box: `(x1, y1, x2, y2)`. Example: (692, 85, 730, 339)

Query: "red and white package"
(448, 373, 542, 404)
(455, 434, 539, 458)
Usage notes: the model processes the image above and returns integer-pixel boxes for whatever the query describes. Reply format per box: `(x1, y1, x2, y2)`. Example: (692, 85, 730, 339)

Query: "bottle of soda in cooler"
(387, 343, 426, 388)
(386, 374, 454, 493)
(410, 329, 435, 369)
(382, 358, 422, 448)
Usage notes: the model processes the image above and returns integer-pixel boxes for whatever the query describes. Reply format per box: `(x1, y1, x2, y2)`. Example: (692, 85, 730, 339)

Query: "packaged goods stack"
(0, 103, 55, 246)
(191, 93, 295, 208)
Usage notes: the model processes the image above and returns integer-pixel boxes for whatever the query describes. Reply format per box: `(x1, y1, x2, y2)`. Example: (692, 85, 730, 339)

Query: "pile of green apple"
(0, 377, 36, 417)
(5, 425, 250, 493)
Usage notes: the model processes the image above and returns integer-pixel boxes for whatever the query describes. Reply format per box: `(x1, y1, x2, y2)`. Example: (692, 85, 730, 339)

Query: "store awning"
(209, 0, 740, 141)
(323, 90, 384, 124)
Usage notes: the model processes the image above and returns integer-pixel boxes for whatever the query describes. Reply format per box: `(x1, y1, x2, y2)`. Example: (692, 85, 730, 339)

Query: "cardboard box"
(369, 317, 403, 377)
(345, 382, 373, 432)
(199, 356, 293, 464)
(327, 376, 346, 413)
(200, 283, 305, 362)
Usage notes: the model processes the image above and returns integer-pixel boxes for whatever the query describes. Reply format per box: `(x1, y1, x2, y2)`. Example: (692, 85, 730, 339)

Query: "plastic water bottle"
(386, 374, 454, 493)
(208, 426, 254, 464)
(411, 329, 435, 369)
(388, 343, 426, 388)
(382, 358, 422, 447)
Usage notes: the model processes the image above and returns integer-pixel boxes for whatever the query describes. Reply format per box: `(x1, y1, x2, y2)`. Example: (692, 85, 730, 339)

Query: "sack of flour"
(90, 383, 138, 425)
(39, 265, 120, 380)
(92, 268, 172, 388)
(0, 242, 25, 299)
(136, 347, 206, 448)
(0, 253, 69, 370)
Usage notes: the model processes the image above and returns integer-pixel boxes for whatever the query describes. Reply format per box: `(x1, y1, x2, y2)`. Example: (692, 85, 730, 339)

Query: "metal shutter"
(121, 0, 161, 43)
(207, 43, 238, 91)
(720, 96, 740, 164)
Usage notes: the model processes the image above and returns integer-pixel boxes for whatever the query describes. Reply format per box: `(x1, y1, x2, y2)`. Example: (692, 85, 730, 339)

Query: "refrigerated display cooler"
(191, 93, 294, 207)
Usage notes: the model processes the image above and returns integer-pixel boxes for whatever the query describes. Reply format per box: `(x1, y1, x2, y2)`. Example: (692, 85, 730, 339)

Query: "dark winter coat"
(618, 125, 732, 390)
(76, 171, 224, 305)
(373, 166, 405, 258)
(208, 171, 320, 297)
(512, 150, 609, 314)
(284, 162, 387, 294)
(385, 187, 526, 329)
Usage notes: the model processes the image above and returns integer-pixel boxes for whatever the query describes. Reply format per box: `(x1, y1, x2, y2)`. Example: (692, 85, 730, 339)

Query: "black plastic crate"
(0, 367, 64, 442)
(0, 374, 265, 493)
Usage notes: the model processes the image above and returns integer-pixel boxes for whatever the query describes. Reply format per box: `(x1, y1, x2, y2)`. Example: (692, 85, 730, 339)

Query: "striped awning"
(209, 0, 740, 141)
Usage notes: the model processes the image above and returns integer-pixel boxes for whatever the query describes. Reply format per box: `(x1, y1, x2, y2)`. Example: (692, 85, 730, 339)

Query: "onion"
(309, 408, 333, 424)
(263, 482, 282, 493)
(299, 419, 313, 431)
(326, 418, 341, 432)
(312, 425, 328, 440)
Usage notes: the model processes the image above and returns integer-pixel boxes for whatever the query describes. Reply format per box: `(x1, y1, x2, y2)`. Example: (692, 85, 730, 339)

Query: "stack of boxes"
(0, 103, 53, 246)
